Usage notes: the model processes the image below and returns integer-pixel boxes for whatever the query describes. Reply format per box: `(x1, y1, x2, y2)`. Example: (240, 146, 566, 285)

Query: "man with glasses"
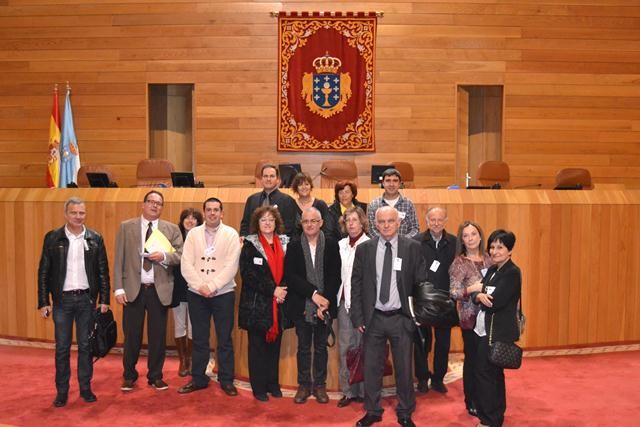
(240, 163, 297, 237)
(114, 190, 183, 392)
(284, 207, 341, 404)
(367, 168, 419, 239)
(351, 206, 426, 427)
(413, 206, 456, 394)
(176, 197, 241, 397)
(38, 196, 110, 407)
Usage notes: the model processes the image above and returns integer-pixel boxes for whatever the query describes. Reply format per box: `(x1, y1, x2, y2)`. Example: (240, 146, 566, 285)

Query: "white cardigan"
(337, 233, 370, 310)
(181, 222, 241, 296)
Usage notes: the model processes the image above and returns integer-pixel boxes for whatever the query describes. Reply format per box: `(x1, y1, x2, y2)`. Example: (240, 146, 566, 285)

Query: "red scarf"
(259, 233, 284, 343)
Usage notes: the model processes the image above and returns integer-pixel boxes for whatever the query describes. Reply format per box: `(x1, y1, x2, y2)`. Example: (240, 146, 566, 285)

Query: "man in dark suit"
(240, 164, 297, 237)
(114, 190, 183, 392)
(413, 206, 457, 393)
(350, 206, 427, 427)
(38, 196, 110, 407)
(284, 207, 341, 404)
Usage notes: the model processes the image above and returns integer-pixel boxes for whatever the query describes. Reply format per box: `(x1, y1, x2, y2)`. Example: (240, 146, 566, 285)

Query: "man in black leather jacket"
(37, 196, 110, 408)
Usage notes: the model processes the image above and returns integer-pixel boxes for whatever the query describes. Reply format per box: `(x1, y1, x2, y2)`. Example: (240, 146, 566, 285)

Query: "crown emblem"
(313, 52, 342, 74)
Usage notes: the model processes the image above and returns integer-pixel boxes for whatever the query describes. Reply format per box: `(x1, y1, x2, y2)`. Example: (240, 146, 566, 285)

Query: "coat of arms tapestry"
(277, 12, 377, 152)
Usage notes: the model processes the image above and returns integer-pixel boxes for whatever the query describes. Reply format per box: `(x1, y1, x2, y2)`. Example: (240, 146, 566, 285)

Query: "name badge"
(253, 257, 263, 265)
(204, 246, 216, 257)
(393, 257, 402, 271)
(398, 211, 406, 220)
(480, 268, 488, 277)
(430, 260, 440, 272)
(486, 286, 496, 295)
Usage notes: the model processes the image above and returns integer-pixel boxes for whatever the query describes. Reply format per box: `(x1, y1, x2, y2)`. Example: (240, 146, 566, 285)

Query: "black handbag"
(488, 313, 522, 369)
(89, 307, 117, 361)
(412, 281, 459, 327)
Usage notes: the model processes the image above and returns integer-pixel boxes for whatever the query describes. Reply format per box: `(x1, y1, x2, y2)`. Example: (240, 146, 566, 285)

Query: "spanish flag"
(46, 85, 61, 188)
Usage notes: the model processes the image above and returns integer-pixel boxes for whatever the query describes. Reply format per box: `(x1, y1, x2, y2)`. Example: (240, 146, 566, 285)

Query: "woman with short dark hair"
(470, 229, 522, 427)
(291, 172, 335, 238)
(327, 180, 368, 240)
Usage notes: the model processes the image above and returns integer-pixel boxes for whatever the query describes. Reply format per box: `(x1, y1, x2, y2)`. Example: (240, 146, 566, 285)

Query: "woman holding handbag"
(336, 206, 369, 407)
(470, 229, 521, 427)
(238, 206, 290, 401)
(449, 221, 493, 417)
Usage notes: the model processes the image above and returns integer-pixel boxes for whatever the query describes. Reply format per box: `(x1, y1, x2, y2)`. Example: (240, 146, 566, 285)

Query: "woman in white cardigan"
(336, 206, 370, 407)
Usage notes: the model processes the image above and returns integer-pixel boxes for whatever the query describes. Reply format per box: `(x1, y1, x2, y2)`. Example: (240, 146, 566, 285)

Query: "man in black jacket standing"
(240, 164, 297, 238)
(413, 206, 456, 394)
(38, 196, 110, 407)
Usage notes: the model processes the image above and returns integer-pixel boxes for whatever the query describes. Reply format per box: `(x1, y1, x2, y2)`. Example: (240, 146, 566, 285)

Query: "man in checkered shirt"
(367, 168, 419, 238)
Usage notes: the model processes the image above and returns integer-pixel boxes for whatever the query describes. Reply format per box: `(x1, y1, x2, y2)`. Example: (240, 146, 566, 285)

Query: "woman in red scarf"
(239, 206, 290, 401)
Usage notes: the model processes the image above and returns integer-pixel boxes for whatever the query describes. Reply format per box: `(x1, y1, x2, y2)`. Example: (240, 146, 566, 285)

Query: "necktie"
(262, 192, 270, 207)
(143, 222, 153, 272)
(380, 241, 392, 304)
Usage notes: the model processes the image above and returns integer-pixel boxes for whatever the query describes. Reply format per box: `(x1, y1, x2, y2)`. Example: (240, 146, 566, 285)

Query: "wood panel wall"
(1, 188, 639, 389)
(0, 1, 639, 189)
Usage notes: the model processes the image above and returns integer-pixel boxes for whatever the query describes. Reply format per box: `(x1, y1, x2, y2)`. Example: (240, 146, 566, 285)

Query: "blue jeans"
(188, 291, 235, 387)
(53, 291, 94, 394)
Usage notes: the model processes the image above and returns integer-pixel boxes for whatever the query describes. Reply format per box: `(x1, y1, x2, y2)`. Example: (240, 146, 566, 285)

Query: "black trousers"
(122, 285, 168, 382)
(363, 312, 415, 419)
(462, 329, 479, 409)
(294, 319, 330, 389)
(247, 330, 282, 395)
(52, 291, 94, 394)
(189, 291, 236, 388)
(475, 335, 506, 427)
(414, 325, 451, 383)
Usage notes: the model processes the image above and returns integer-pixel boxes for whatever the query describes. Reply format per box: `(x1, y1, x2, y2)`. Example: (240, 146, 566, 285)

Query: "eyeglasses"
(145, 200, 163, 207)
(301, 219, 321, 225)
(259, 217, 275, 223)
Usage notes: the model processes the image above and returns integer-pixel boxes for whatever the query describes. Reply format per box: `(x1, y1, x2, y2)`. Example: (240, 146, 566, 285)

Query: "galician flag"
(59, 85, 81, 188)
(46, 86, 61, 188)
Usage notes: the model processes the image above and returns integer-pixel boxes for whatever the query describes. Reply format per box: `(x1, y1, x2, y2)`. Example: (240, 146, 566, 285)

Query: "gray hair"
(301, 206, 322, 219)
(426, 205, 447, 219)
(64, 196, 85, 212)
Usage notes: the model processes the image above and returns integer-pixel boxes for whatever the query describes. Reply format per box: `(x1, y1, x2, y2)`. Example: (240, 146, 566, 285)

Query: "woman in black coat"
(470, 229, 522, 427)
(238, 206, 290, 402)
(327, 180, 368, 241)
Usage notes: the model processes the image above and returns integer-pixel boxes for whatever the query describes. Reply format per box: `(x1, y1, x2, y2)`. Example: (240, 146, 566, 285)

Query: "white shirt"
(141, 217, 159, 284)
(337, 233, 370, 310)
(63, 225, 90, 291)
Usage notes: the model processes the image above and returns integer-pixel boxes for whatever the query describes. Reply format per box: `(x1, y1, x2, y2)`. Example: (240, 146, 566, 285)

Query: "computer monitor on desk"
(279, 163, 302, 188)
(466, 183, 501, 190)
(171, 172, 196, 188)
(87, 172, 117, 188)
(371, 165, 389, 186)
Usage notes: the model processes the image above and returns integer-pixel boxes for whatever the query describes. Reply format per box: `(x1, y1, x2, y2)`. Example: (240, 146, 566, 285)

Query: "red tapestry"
(278, 12, 377, 152)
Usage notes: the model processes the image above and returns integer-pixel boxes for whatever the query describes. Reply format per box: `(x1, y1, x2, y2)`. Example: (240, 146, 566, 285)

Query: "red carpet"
(0, 344, 638, 426)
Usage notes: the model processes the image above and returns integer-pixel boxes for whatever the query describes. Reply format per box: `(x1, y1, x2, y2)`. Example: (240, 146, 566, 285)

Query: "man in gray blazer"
(114, 190, 183, 392)
(350, 206, 426, 427)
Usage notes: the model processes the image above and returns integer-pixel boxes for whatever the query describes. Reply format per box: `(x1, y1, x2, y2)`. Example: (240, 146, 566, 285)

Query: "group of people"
(37, 164, 522, 427)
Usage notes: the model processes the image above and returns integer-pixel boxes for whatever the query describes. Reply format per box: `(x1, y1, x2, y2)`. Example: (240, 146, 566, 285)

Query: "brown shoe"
(177, 381, 207, 394)
(293, 386, 311, 404)
(220, 382, 238, 396)
(313, 386, 329, 404)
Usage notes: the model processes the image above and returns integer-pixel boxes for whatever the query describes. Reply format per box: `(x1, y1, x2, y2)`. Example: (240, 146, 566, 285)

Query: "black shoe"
(416, 379, 429, 393)
(398, 417, 416, 427)
(253, 393, 269, 402)
(220, 382, 238, 396)
(148, 379, 169, 390)
(268, 387, 283, 398)
(467, 405, 478, 417)
(80, 390, 97, 403)
(337, 395, 352, 408)
(121, 378, 136, 391)
(356, 414, 382, 427)
(431, 382, 448, 393)
(177, 381, 207, 394)
(53, 393, 67, 408)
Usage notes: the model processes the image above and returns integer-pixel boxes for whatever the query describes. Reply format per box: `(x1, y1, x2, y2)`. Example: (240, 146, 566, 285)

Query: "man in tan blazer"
(114, 190, 183, 392)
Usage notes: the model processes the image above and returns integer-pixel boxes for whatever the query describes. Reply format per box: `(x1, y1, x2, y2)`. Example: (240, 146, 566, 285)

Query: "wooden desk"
(1, 188, 639, 389)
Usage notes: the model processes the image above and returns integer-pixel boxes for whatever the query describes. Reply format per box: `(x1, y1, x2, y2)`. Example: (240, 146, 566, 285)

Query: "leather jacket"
(37, 226, 110, 308)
